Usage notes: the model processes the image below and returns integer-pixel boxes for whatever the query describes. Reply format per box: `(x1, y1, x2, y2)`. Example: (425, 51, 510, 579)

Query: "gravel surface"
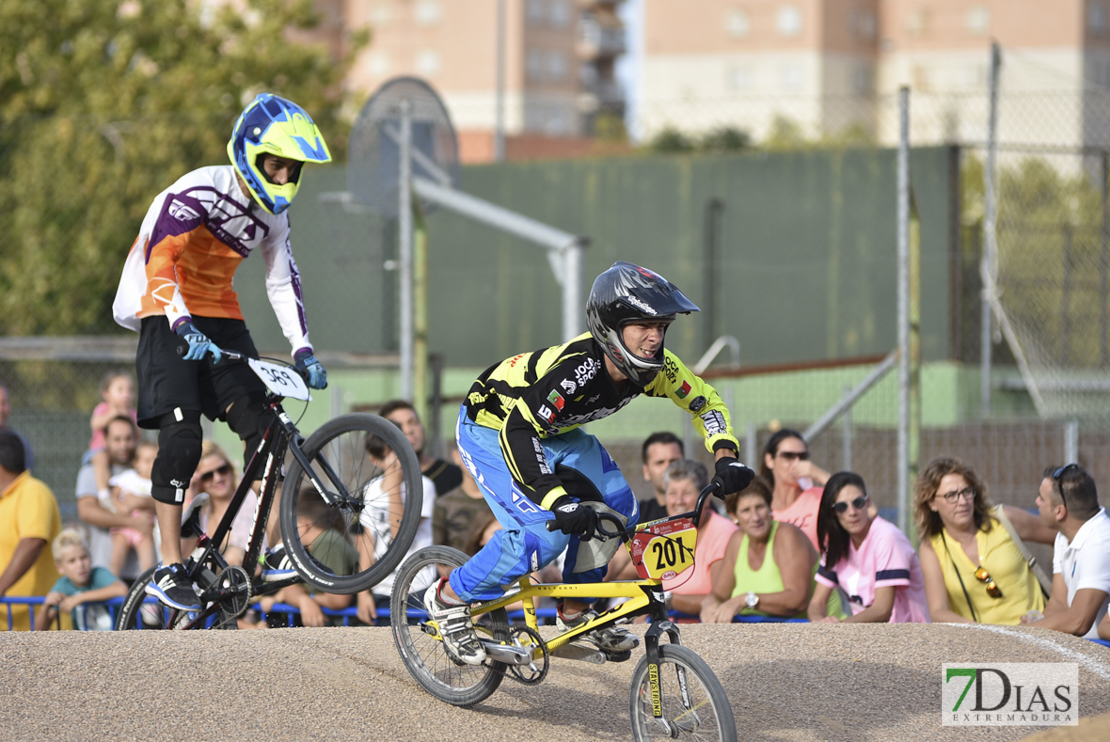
(3, 623, 1108, 741)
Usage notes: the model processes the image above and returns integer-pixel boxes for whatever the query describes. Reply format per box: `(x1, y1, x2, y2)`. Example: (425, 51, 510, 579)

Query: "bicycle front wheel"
(629, 644, 737, 742)
(390, 546, 508, 707)
(114, 567, 192, 631)
(280, 413, 423, 594)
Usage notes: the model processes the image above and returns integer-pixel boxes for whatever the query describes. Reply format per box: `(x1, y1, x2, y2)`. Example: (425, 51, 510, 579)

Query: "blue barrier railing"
(3, 595, 1107, 647)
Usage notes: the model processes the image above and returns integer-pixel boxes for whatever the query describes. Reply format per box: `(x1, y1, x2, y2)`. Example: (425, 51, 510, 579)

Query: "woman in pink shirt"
(762, 429, 830, 550)
(809, 471, 930, 624)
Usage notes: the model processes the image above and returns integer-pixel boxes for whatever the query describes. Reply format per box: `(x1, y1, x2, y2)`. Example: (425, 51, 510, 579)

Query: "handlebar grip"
(545, 519, 559, 532)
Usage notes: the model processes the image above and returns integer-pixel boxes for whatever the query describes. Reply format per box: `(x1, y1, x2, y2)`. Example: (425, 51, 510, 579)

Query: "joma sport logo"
(942, 663, 1077, 726)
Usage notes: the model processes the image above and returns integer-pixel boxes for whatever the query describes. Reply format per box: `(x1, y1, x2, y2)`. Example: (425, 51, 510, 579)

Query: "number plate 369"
(628, 518, 698, 581)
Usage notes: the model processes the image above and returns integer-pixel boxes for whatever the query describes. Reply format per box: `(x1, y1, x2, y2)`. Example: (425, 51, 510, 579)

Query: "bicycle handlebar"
(543, 481, 722, 540)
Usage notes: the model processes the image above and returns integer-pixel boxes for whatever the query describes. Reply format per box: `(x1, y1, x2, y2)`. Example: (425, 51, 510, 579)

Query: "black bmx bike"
(115, 350, 423, 630)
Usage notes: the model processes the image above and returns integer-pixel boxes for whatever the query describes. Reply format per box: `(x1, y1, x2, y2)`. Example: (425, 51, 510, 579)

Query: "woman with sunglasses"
(809, 471, 930, 623)
(913, 457, 1055, 625)
(188, 441, 262, 567)
(760, 429, 832, 550)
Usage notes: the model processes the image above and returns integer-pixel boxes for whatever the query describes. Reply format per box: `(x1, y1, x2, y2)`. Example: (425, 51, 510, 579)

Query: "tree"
(0, 0, 362, 335)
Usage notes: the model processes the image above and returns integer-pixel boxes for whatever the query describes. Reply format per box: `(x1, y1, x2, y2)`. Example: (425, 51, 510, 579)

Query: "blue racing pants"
(448, 407, 639, 603)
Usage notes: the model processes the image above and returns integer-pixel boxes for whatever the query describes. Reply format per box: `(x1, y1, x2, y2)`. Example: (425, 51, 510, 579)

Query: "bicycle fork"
(643, 620, 698, 733)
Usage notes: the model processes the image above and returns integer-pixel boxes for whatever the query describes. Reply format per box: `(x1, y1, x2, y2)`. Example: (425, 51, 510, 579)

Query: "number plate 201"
(247, 358, 312, 401)
(628, 518, 698, 580)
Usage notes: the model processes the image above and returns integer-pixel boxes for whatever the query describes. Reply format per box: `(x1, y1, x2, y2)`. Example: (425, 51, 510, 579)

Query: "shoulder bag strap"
(991, 505, 1052, 599)
(939, 530, 979, 623)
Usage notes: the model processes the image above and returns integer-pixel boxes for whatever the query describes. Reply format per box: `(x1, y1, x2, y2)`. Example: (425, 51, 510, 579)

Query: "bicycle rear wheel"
(629, 644, 736, 742)
(390, 546, 508, 707)
(115, 566, 239, 630)
(280, 413, 423, 594)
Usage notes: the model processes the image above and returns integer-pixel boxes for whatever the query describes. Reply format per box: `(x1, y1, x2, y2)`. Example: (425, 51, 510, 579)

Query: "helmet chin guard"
(586, 261, 699, 387)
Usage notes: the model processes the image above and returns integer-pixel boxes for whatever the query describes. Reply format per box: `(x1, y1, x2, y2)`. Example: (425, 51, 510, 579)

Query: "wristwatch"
(745, 591, 759, 609)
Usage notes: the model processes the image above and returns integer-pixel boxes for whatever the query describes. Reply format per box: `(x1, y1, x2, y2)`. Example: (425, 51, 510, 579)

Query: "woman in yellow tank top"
(702, 477, 845, 621)
(914, 457, 1056, 625)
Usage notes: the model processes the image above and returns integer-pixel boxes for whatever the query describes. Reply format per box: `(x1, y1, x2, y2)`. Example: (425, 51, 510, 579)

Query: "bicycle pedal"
(550, 641, 607, 665)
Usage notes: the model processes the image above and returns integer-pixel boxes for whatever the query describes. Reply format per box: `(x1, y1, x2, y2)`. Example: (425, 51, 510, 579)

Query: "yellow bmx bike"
(390, 483, 736, 742)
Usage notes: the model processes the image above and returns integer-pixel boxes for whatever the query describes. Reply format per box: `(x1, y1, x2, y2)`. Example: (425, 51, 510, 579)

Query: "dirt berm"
(3, 623, 1108, 741)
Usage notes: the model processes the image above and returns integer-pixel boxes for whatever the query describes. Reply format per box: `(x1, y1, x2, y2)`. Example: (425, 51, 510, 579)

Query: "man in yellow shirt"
(0, 431, 61, 630)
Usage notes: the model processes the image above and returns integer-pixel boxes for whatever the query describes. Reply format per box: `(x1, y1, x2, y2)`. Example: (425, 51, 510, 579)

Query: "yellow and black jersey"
(464, 333, 740, 510)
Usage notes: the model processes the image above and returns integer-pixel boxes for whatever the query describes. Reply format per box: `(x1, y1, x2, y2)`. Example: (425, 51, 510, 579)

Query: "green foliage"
(0, 0, 360, 335)
(645, 125, 752, 154)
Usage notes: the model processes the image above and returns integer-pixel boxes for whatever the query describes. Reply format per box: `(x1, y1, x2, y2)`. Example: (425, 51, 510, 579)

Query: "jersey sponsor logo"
(699, 410, 727, 436)
(554, 396, 635, 427)
(676, 380, 691, 399)
(531, 437, 552, 475)
(688, 395, 707, 412)
(574, 357, 600, 387)
(537, 404, 556, 423)
(560, 378, 577, 395)
(547, 390, 565, 410)
(508, 353, 525, 368)
(168, 200, 201, 222)
(663, 356, 678, 383)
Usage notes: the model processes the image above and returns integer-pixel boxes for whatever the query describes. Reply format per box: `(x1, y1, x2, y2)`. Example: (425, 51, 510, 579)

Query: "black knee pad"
(225, 393, 268, 464)
(151, 409, 203, 504)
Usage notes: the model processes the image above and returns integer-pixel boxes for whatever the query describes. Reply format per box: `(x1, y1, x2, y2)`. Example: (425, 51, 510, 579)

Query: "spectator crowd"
(3, 377, 1109, 645)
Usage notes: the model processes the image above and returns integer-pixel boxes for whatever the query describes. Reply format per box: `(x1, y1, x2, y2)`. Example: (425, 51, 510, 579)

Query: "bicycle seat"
(181, 493, 210, 538)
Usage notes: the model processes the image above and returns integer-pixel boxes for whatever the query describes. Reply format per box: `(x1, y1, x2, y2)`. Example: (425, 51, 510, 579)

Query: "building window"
(549, 0, 571, 28)
(726, 8, 750, 38)
(852, 9, 876, 40)
(777, 5, 802, 37)
(906, 8, 927, 36)
(726, 65, 752, 91)
(1091, 1, 1108, 35)
(370, 2, 391, 25)
(547, 51, 568, 81)
(852, 64, 873, 95)
(967, 4, 990, 35)
(414, 0, 441, 25)
(415, 49, 440, 75)
(779, 63, 803, 90)
(368, 51, 390, 77)
(527, 49, 544, 81)
(527, 0, 545, 26)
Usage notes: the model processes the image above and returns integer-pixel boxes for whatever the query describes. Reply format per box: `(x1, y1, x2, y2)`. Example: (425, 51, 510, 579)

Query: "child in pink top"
(88, 371, 139, 504)
(809, 471, 930, 624)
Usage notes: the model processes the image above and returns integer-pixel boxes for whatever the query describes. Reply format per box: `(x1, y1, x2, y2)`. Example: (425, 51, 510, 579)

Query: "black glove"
(712, 458, 755, 498)
(550, 497, 598, 540)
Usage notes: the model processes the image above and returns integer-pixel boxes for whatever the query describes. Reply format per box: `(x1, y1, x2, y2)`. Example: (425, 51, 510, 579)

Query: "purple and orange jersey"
(113, 166, 312, 354)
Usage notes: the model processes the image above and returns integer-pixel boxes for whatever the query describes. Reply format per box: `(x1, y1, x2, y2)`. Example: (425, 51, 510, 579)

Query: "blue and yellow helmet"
(227, 94, 332, 215)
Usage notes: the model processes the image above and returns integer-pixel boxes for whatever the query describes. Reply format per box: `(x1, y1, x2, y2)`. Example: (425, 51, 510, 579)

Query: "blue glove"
(712, 458, 755, 498)
(175, 321, 222, 363)
(294, 349, 327, 389)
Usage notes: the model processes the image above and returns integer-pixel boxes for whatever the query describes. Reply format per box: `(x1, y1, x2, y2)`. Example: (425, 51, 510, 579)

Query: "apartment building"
(638, 0, 1110, 148)
(302, 0, 626, 161)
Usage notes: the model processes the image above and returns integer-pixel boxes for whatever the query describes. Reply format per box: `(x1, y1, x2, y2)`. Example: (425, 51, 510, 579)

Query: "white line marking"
(951, 623, 1110, 680)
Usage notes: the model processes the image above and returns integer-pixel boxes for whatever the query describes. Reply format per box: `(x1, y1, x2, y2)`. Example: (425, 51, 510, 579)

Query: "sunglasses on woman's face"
(199, 463, 232, 484)
(777, 451, 809, 461)
(975, 566, 1003, 599)
(831, 495, 869, 514)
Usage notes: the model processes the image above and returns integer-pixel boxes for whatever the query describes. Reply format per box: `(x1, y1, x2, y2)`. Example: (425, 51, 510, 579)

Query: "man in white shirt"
(1025, 463, 1110, 639)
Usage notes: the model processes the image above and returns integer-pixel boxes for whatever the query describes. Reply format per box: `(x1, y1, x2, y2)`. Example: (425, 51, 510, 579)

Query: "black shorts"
(136, 316, 265, 429)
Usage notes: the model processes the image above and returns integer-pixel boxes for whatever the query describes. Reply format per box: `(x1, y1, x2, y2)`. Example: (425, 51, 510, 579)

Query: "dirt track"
(3, 623, 1108, 741)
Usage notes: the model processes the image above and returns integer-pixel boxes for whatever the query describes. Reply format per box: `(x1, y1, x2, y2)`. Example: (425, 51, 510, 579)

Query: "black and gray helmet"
(586, 261, 699, 387)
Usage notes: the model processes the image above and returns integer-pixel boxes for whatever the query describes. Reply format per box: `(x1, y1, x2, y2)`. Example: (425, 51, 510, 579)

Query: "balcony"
(577, 17, 625, 58)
